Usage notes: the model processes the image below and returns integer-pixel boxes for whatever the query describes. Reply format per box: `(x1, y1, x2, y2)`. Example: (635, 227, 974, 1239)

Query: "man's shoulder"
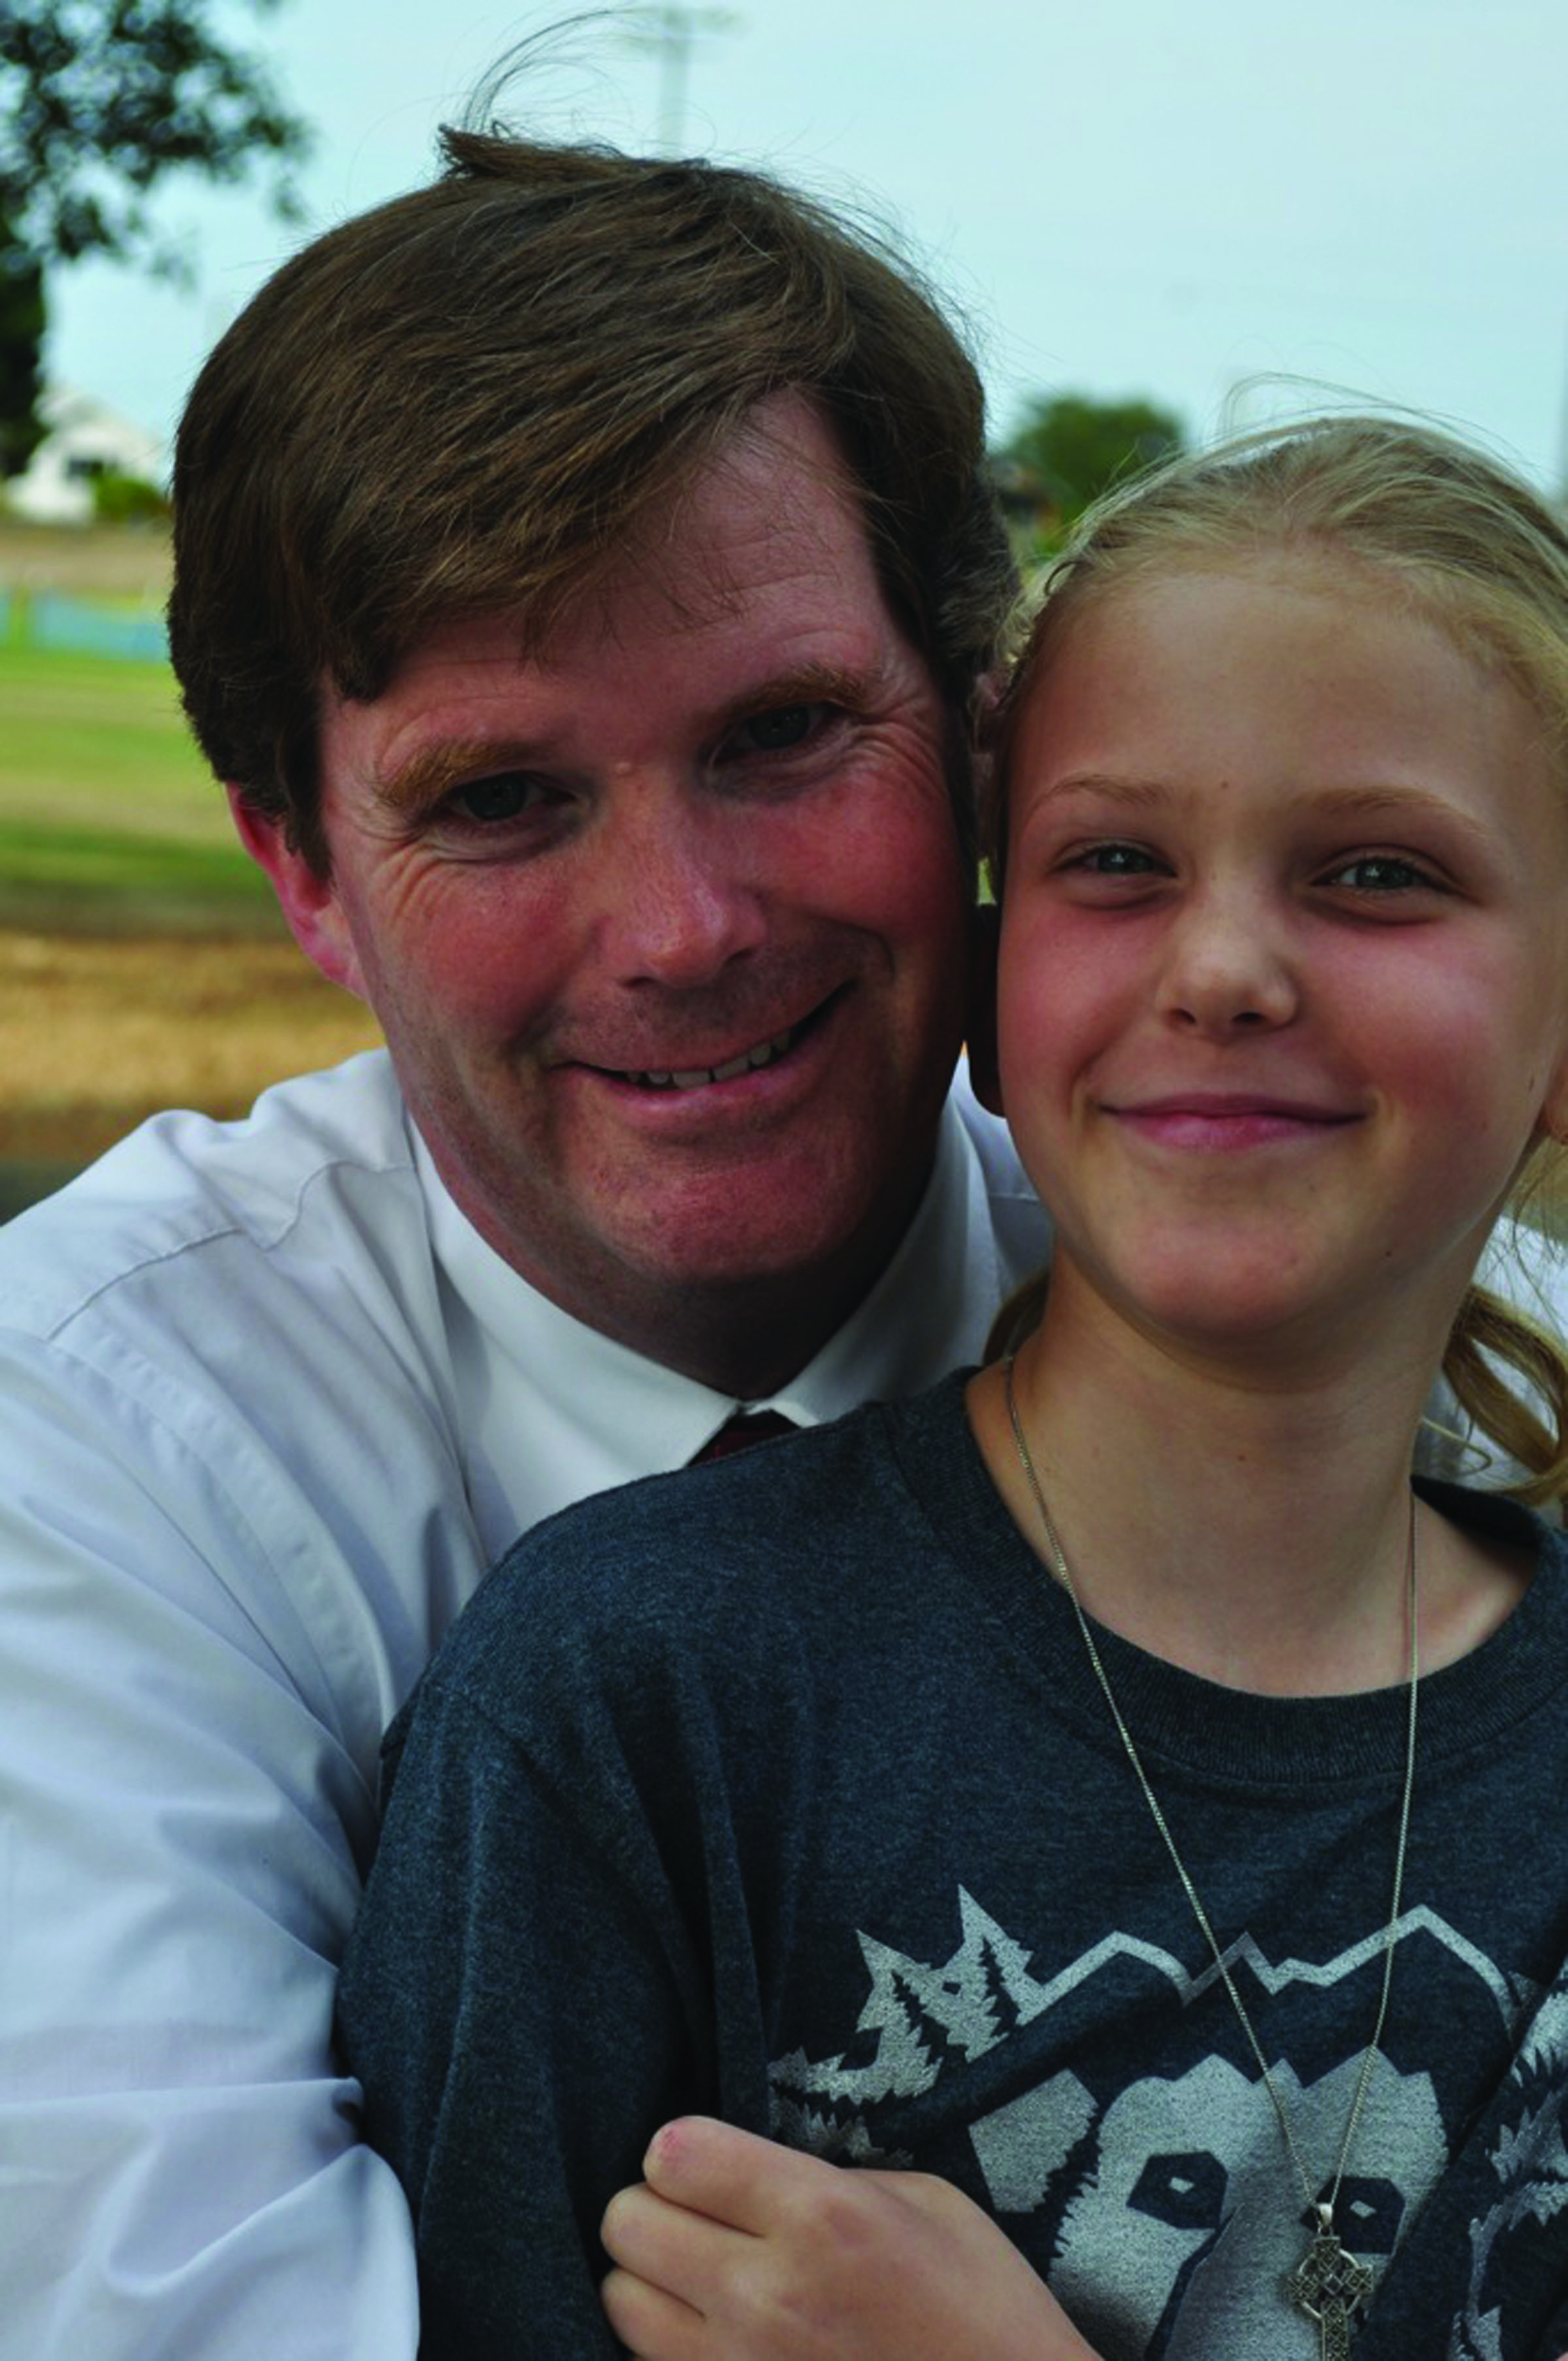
(0, 1050, 420, 1344)
(0, 1050, 470, 1738)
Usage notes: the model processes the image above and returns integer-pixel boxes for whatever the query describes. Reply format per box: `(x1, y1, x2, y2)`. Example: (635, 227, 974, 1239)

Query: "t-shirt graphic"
(768, 1887, 1568, 2359)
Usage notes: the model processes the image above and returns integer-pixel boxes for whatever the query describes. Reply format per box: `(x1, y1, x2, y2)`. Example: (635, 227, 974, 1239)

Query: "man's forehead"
(470, 393, 883, 656)
(333, 593, 897, 720)
(569, 425, 881, 647)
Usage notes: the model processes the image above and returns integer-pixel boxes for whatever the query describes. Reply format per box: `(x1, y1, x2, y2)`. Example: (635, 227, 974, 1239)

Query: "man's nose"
(1154, 883, 1299, 1035)
(595, 786, 768, 988)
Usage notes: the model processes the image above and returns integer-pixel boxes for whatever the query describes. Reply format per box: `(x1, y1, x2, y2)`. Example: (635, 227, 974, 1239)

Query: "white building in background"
(4, 385, 167, 525)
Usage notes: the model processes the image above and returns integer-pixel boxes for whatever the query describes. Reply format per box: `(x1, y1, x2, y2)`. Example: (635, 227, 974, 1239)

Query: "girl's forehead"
(1021, 546, 1511, 721)
(1004, 557, 1554, 812)
(1054, 543, 1402, 636)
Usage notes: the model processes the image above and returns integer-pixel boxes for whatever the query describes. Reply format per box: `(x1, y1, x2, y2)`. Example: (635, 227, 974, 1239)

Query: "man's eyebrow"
(373, 738, 554, 816)
(710, 660, 881, 735)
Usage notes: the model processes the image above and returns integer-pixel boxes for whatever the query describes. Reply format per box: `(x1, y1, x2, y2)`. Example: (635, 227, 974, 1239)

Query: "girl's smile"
(1104, 1092, 1361, 1153)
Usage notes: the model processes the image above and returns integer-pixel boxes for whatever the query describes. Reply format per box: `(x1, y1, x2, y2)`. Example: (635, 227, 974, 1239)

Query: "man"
(0, 123, 1045, 2354)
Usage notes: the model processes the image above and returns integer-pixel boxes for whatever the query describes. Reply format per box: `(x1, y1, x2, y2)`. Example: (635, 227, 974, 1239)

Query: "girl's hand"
(600, 2116, 1101, 2360)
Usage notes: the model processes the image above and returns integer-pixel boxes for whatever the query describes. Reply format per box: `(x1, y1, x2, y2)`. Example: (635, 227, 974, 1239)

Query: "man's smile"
(625, 1022, 800, 1092)
(572, 992, 845, 1095)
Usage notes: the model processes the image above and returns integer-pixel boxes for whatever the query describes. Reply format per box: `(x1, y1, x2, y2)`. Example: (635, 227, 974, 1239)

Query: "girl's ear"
(966, 902, 1003, 1115)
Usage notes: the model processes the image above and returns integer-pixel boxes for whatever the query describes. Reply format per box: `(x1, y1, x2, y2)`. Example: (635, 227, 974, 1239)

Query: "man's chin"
(610, 1199, 878, 1298)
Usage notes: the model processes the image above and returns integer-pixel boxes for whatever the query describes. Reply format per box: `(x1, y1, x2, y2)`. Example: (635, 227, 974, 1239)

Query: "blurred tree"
(0, 221, 45, 477)
(93, 464, 172, 523)
(992, 392, 1185, 557)
(0, 0, 311, 479)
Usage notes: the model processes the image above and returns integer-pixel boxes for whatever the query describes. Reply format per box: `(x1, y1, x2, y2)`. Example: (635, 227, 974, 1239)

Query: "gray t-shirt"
(339, 1371, 1568, 2359)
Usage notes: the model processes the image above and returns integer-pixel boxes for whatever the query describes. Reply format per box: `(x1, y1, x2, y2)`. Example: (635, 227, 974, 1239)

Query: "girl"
(338, 417, 1568, 2359)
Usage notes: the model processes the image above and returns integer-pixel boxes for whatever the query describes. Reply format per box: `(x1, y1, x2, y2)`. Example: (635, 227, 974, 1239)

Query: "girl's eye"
(1070, 841, 1162, 877)
(1324, 854, 1433, 893)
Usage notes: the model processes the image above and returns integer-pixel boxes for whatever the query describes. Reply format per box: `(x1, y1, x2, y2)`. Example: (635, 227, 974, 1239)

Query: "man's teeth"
(633, 1028, 795, 1090)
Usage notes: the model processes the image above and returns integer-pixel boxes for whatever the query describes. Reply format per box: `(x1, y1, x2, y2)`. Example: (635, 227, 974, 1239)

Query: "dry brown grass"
(1, 930, 382, 1163)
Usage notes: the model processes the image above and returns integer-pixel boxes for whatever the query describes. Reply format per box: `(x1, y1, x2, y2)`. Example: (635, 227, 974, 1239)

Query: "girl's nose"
(1154, 887, 1299, 1035)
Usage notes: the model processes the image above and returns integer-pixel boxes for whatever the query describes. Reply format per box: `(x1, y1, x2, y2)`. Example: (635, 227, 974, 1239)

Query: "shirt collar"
(412, 1100, 1004, 1555)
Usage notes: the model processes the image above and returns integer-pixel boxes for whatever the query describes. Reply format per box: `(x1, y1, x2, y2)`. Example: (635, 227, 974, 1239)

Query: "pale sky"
(46, 0, 1568, 495)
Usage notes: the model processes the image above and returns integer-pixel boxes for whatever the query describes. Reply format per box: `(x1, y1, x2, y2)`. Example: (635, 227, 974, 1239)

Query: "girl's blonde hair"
(983, 414, 1568, 1511)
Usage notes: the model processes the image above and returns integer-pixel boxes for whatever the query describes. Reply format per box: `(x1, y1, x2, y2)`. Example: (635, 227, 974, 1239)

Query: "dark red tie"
(691, 1410, 797, 1464)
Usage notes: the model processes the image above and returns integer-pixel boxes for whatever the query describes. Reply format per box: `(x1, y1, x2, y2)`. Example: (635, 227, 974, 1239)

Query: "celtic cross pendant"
(1284, 2206, 1375, 2361)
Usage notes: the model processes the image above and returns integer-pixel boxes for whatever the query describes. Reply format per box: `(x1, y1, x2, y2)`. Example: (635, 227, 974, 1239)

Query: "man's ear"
(966, 900, 1003, 1116)
(227, 787, 367, 999)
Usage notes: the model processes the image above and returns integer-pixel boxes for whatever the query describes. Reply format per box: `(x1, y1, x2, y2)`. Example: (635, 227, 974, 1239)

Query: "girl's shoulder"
(425, 1371, 981, 1710)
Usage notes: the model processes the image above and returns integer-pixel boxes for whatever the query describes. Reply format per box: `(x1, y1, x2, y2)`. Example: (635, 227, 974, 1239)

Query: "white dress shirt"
(0, 1049, 1045, 2360)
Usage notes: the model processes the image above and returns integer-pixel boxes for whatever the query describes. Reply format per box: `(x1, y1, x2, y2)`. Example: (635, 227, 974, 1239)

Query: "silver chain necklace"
(1003, 1357, 1419, 2360)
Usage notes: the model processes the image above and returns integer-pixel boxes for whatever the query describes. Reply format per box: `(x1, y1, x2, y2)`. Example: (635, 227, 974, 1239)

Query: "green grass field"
(0, 642, 282, 934)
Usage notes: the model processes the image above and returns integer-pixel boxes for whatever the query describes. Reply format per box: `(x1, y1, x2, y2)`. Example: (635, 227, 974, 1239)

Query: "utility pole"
(1558, 310, 1568, 510)
(618, 6, 740, 153)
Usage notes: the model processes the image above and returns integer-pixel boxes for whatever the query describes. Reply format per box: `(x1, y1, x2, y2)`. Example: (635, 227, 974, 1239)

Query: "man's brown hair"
(169, 123, 1015, 874)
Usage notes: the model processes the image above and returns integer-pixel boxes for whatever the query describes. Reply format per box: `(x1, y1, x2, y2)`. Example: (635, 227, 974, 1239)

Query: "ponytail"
(1443, 1281, 1568, 1514)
